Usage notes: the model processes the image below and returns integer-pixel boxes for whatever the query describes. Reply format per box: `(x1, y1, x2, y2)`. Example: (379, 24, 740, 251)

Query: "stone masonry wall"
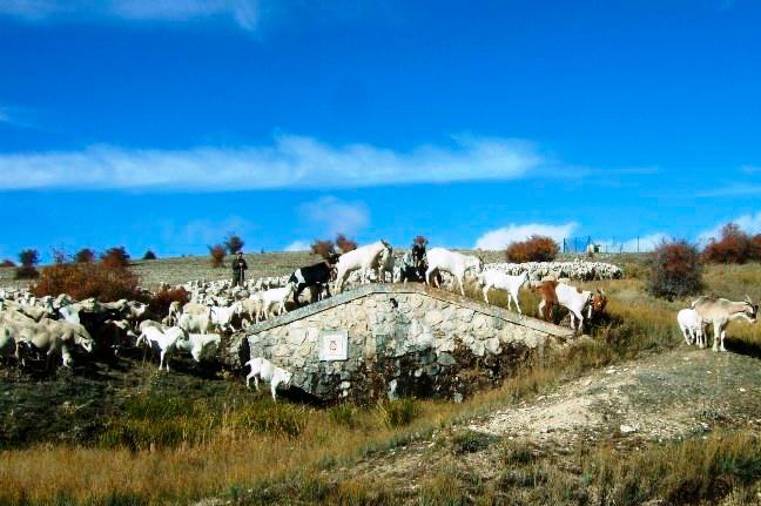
(226, 284, 577, 403)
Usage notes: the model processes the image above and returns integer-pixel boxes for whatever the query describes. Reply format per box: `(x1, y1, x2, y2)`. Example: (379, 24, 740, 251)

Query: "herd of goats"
(0, 241, 757, 394)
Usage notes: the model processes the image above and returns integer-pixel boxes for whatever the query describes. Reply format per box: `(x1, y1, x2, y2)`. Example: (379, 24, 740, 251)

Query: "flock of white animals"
(0, 241, 755, 400)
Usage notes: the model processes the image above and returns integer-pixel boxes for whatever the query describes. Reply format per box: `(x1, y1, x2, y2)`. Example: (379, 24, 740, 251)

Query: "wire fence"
(562, 236, 645, 254)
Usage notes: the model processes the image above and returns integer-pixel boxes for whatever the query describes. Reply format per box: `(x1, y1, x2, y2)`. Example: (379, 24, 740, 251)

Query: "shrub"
(311, 240, 336, 259)
(15, 249, 39, 279)
(209, 244, 226, 268)
(1, 259, 15, 267)
(224, 234, 245, 255)
(147, 287, 189, 319)
(414, 235, 428, 247)
(752, 234, 761, 261)
(505, 235, 560, 263)
(142, 250, 157, 260)
(703, 223, 753, 264)
(100, 247, 130, 269)
(335, 234, 357, 253)
(648, 240, 703, 300)
(32, 262, 140, 302)
(74, 248, 96, 263)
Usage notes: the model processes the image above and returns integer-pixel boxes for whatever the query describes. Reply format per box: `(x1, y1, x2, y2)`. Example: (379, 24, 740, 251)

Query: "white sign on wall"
(319, 330, 348, 361)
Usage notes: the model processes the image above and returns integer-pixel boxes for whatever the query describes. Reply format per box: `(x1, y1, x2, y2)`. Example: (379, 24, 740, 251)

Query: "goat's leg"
(271, 380, 279, 402)
(719, 329, 727, 352)
(712, 322, 722, 352)
(513, 291, 522, 314)
(538, 300, 546, 320)
(483, 286, 490, 304)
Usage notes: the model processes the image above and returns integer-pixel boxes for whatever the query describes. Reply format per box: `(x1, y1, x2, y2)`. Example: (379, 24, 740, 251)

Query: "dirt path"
(468, 348, 761, 444)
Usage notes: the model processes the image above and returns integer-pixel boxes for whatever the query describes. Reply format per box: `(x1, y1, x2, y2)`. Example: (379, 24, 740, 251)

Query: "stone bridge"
(225, 284, 579, 403)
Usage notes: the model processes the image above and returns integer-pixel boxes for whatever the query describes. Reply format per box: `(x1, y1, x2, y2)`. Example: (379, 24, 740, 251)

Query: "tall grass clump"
(648, 240, 703, 300)
(505, 235, 559, 263)
(375, 398, 420, 428)
(590, 433, 761, 504)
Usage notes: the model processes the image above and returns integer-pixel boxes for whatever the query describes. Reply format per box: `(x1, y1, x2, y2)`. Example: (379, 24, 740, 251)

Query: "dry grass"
(3, 256, 761, 504)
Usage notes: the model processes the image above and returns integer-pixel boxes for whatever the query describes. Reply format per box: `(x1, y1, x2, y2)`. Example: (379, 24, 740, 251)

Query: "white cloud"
(299, 196, 369, 237)
(698, 211, 761, 244)
(284, 240, 310, 252)
(474, 222, 577, 250)
(0, 0, 259, 30)
(0, 134, 544, 191)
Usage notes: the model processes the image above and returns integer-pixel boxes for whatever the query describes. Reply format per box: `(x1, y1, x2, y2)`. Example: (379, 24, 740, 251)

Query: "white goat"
(425, 248, 483, 296)
(176, 333, 221, 362)
(136, 326, 186, 371)
(258, 285, 294, 320)
(477, 270, 528, 313)
(178, 303, 212, 334)
(541, 283, 593, 335)
(692, 295, 758, 352)
(245, 357, 293, 402)
(334, 241, 392, 293)
(677, 308, 705, 347)
(209, 303, 239, 332)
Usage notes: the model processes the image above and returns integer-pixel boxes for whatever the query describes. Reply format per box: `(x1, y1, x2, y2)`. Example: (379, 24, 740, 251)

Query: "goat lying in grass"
(245, 357, 293, 402)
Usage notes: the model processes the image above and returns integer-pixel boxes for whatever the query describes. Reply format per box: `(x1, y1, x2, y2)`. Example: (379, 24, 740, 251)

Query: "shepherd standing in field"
(232, 251, 248, 287)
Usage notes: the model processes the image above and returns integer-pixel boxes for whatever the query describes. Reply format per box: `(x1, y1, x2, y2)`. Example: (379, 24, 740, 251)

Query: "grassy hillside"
(2, 256, 761, 504)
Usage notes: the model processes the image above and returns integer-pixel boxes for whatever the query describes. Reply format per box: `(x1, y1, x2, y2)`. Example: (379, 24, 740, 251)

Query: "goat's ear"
(745, 294, 753, 304)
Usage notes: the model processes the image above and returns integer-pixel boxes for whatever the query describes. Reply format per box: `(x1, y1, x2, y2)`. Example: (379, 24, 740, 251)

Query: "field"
(2, 254, 761, 505)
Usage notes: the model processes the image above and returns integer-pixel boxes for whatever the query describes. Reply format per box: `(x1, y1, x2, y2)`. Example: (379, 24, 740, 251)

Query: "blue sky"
(1, 0, 760, 261)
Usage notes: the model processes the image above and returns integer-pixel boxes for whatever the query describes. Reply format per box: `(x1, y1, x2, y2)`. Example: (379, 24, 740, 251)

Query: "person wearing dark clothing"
(232, 251, 248, 287)
(411, 242, 426, 267)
